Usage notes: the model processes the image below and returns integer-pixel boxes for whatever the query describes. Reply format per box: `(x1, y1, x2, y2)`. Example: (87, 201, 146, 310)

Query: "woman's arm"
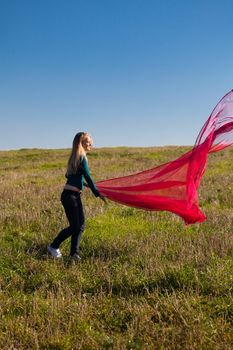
(81, 157, 100, 197)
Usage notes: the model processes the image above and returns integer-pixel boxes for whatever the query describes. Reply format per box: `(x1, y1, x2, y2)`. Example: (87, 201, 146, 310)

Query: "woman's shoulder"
(80, 155, 88, 164)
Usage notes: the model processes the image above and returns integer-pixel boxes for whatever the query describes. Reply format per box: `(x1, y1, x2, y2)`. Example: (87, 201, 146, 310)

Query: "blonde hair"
(66, 132, 93, 176)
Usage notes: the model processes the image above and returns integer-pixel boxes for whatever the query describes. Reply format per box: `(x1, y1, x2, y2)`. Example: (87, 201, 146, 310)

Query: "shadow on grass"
(81, 273, 196, 298)
(25, 243, 78, 268)
(82, 242, 133, 262)
(24, 242, 217, 298)
(26, 242, 50, 260)
(25, 240, 132, 265)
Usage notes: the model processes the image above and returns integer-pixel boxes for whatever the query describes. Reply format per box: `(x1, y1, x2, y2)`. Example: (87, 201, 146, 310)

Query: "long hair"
(66, 132, 91, 176)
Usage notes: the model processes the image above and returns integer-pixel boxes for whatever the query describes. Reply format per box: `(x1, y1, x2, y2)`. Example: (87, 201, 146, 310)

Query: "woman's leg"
(51, 191, 85, 256)
(70, 196, 85, 256)
(51, 191, 77, 249)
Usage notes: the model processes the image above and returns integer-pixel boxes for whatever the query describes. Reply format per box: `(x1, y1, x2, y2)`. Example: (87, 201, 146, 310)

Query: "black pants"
(51, 189, 85, 256)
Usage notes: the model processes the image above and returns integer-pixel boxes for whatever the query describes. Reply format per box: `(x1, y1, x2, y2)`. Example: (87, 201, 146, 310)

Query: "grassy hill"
(0, 147, 232, 349)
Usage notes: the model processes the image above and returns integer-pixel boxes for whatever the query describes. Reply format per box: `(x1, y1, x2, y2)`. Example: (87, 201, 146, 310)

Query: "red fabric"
(96, 90, 233, 224)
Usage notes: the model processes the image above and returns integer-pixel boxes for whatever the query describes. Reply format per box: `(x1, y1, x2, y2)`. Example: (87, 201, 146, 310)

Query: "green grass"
(0, 147, 232, 349)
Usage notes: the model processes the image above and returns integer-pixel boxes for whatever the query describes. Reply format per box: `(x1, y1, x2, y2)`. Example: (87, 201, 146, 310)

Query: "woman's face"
(82, 136, 93, 152)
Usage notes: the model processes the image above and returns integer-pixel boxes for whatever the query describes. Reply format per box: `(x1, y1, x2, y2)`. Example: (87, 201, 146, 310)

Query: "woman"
(48, 132, 105, 260)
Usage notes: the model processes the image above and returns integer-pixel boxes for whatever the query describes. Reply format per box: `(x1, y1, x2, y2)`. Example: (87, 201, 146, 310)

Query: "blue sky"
(1, 0, 233, 149)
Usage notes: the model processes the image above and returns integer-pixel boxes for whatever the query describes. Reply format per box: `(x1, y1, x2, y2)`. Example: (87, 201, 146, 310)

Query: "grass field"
(0, 146, 233, 350)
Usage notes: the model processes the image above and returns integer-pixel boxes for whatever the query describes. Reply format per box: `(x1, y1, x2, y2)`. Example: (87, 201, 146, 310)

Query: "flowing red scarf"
(96, 90, 233, 224)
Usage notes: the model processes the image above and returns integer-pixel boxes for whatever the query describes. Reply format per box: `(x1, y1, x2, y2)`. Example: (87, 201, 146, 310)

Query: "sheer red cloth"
(96, 90, 233, 224)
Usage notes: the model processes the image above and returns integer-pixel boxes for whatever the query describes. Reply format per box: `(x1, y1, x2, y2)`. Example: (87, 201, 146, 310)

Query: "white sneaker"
(47, 245, 62, 258)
